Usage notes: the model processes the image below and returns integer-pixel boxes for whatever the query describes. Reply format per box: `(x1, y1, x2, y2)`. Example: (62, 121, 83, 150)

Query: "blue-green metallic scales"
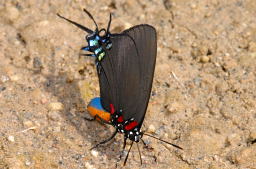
(89, 39, 98, 46)
(57, 10, 112, 62)
(84, 34, 109, 61)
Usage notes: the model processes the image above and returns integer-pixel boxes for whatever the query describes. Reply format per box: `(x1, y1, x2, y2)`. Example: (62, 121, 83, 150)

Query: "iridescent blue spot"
(89, 40, 98, 46)
(95, 47, 102, 55)
(106, 43, 112, 49)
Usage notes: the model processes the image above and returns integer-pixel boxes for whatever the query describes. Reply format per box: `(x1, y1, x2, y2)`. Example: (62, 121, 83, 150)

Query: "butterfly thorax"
(84, 31, 112, 61)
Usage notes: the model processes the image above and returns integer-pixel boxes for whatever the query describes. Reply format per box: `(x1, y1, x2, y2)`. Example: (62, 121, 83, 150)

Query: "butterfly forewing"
(99, 25, 157, 129)
(99, 34, 141, 120)
(123, 25, 157, 127)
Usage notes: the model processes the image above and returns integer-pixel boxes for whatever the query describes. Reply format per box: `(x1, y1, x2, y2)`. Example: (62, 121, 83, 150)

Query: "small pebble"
(227, 133, 241, 146)
(48, 102, 64, 111)
(200, 55, 210, 63)
(169, 132, 178, 140)
(249, 131, 256, 140)
(66, 75, 74, 83)
(33, 57, 43, 71)
(25, 160, 31, 166)
(191, 48, 200, 59)
(91, 150, 99, 157)
(41, 98, 48, 104)
(0, 86, 6, 91)
(85, 162, 96, 169)
(31, 88, 43, 100)
(167, 102, 182, 114)
(163, 0, 173, 10)
(249, 42, 256, 52)
(10, 74, 21, 82)
(205, 11, 212, 17)
(147, 124, 156, 134)
(164, 133, 169, 139)
(124, 22, 132, 30)
(190, 3, 197, 9)
(215, 82, 229, 95)
(39, 20, 49, 26)
(0, 75, 9, 83)
(23, 120, 33, 128)
(191, 42, 198, 47)
(53, 126, 61, 132)
(232, 146, 256, 165)
(6, 6, 20, 21)
(8, 135, 15, 142)
(48, 111, 61, 121)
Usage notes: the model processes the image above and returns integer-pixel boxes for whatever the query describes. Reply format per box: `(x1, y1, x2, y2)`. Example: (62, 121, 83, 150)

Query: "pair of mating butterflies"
(57, 9, 181, 165)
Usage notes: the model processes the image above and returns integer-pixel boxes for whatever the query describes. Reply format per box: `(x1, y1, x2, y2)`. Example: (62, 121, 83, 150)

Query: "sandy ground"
(0, 0, 256, 169)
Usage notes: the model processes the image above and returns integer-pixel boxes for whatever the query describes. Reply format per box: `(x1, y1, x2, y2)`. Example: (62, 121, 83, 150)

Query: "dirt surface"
(0, 0, 256, 169)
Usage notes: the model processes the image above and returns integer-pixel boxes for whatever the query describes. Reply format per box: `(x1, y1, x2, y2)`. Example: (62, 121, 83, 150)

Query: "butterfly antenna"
(136, 142, 142, 165)
(83, 9, 99, 31)
(56, 13, 93, 34)
(106, 13, 112, 34)
(143, 133, 183, 150)
(124, 141, 134, 166)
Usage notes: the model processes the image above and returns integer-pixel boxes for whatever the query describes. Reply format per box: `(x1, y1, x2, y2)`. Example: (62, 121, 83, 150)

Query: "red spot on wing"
(124, 121, 138, 131)
(117, 116, 124, 123)
(110, 104, 115, 114)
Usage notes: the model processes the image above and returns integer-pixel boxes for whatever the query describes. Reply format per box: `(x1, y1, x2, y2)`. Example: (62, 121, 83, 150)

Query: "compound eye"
(86, 32, 96, 40)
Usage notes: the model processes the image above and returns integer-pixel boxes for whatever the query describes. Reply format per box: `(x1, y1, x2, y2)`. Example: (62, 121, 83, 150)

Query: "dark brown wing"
(98, 34, 141, 119)
(123, 25, 157, 127)
(99, 25, 157, 128)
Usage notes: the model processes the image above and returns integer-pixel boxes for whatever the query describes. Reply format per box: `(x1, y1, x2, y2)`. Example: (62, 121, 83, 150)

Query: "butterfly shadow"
(42, 68, 124, 165)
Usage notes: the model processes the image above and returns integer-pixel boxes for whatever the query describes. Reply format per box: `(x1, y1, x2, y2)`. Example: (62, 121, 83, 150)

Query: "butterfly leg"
(140, 138, 153, 150)
(81, 46, 90, 51)
(90, 129, 118, 150)
(80, 53, 95, 57)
